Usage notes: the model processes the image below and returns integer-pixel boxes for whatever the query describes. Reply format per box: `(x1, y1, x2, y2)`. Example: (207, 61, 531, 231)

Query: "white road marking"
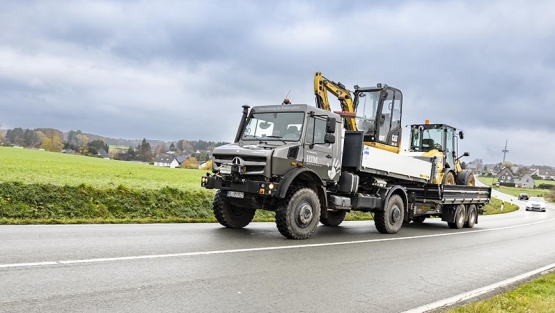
(402, 262, 555, 313)
(1, 216, 555, 269)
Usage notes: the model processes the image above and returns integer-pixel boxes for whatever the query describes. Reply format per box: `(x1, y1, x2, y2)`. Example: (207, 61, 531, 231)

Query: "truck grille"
(213, 154, 267, 175)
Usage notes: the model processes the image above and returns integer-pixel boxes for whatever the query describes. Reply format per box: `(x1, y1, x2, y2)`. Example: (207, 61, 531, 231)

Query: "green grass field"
(0, 146, 206, 190)
(478, 176, 554, 199)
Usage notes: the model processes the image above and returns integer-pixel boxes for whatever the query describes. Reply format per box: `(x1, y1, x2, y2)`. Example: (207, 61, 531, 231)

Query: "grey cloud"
(1, 0, 555, 165)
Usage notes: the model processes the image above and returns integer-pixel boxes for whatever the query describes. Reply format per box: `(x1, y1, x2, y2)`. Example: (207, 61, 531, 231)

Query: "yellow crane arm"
(313, 72, 357, 131)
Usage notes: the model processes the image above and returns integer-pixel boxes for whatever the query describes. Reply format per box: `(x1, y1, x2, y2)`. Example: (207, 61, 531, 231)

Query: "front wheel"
(213, 190, 256, 228)
(275, 187, 321, 239)
(375, 194, 405, 234)
(443, 172, 456, 186)
(320, 210, 347, 226)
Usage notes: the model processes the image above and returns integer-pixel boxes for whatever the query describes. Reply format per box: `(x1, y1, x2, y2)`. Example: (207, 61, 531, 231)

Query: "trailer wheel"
(213, 190, 255, 228)
(375, 194, 404, 234)
(276, 187, 321, 239)
(411, 216, 426, 223)
(448, 205, 465, 229)
(320, 210, 346, 226)
(465, 205, 477, 228)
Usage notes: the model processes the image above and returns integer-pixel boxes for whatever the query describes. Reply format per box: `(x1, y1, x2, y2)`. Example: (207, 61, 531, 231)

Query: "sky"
(0, 0, 554, 166)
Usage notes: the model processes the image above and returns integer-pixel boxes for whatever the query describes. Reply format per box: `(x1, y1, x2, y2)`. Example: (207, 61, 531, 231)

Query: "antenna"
(282, 90, 292, 105)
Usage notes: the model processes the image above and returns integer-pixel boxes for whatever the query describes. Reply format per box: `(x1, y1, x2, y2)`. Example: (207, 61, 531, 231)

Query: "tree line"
(0, 127, 228, 164)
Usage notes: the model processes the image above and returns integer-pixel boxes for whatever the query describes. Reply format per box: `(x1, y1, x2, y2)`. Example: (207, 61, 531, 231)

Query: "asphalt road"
(2, 196, 555, 312)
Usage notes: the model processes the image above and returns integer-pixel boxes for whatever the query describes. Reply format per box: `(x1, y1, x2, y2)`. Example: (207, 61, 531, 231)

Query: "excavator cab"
(313, 72, 403, 154)
(352, 85, 402, 153)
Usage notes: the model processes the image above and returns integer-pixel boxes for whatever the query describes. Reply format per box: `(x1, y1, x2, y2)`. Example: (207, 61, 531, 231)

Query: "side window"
(378, 90, 395, 142)
(306, 117, 327, 145)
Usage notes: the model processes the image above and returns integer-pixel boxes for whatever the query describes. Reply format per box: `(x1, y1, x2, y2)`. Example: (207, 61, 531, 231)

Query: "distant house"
(465, 163, 479, 173)
(493, 163, 503, 174)
(515, 174, 535, 189)
(537, 168, 555, 180)
(154, 153, 189, 168)
(97, 149, 110, 159)
(497, 167, 515, 184)
(154, 154, 173, 167)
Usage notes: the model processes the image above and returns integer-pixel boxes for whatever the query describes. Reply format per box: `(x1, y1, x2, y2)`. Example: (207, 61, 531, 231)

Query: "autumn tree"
(501, 161, 513, 170)
(76, 134, 89, 155)
(40, 135, 64, 152)
(182, 157, 199, 169)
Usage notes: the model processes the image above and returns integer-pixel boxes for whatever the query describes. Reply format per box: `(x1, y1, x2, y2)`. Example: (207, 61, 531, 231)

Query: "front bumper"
(201, 175, 281, 197)
(526, 206, 546, 212)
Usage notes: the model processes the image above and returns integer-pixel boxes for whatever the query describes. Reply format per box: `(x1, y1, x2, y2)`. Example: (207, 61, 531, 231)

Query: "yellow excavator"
(314, 72, 473, 186)
(406, 121, 474, 186)
(314, 72, 403, 154)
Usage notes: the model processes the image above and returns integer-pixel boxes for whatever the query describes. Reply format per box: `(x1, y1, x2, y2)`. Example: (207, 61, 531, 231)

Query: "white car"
(525, 197, 547, 212)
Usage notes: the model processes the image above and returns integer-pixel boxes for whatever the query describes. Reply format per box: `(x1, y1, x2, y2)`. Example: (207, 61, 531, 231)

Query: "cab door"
(304, 116, 341, 182)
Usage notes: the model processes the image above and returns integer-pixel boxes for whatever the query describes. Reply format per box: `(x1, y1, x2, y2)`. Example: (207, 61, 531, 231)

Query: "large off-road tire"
(213, 190, 255, 228)
(465, 204, 477, 228)
(320, 210, 347, 226)
(448, 205, 466, 229)
(275, 187, 321, 239)
(375, 194, 405, 234)
(457, 170, 475, 186)
(443, 171, 456, 186)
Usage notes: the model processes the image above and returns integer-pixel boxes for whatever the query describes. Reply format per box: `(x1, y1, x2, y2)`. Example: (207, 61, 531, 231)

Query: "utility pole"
(502, 140, 509, 163)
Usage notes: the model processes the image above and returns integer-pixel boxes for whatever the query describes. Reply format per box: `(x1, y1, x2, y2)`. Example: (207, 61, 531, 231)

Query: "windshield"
(410, 127, 443, 152)
(354, 90, 380, 135)
(529, 197, 545, 202)
(241, 112, 305, 141)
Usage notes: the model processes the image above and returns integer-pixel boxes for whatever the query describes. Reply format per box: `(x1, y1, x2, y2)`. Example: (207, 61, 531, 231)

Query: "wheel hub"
(297, 201, 313, 226)
(391, 206, 401, 223)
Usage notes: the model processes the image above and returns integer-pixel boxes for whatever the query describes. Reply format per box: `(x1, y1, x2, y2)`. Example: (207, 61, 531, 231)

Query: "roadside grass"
(482, 198, 519, 215)
(447, 270, 555, 313)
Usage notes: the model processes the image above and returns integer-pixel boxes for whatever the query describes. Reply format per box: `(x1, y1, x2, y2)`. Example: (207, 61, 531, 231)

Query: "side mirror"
(324, 134, 335, 144)
(459, 131, 464, 139)
(463, 152, 470, 157)
(326, 117, 336, 133)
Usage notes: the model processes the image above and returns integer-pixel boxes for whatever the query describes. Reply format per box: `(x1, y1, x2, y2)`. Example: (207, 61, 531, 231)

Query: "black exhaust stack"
(234, 105, 250, 143)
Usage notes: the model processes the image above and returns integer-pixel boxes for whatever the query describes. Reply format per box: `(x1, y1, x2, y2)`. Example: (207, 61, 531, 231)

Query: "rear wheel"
(276, 187, 321, 239)
(320, 210, 346, 226)
(375, 195, 405, 234)
(465, 205, 477, 228)
(448, 205, 465, 229)
(457, 170, 475, 186)
(213, 190, 256, 228)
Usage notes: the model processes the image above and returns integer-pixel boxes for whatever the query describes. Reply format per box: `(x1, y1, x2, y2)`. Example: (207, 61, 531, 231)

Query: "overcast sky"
(1, 0, 554, 165)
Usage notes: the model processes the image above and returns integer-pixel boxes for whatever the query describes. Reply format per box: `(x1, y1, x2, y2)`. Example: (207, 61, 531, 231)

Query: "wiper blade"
(265, 135, 287, 144)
